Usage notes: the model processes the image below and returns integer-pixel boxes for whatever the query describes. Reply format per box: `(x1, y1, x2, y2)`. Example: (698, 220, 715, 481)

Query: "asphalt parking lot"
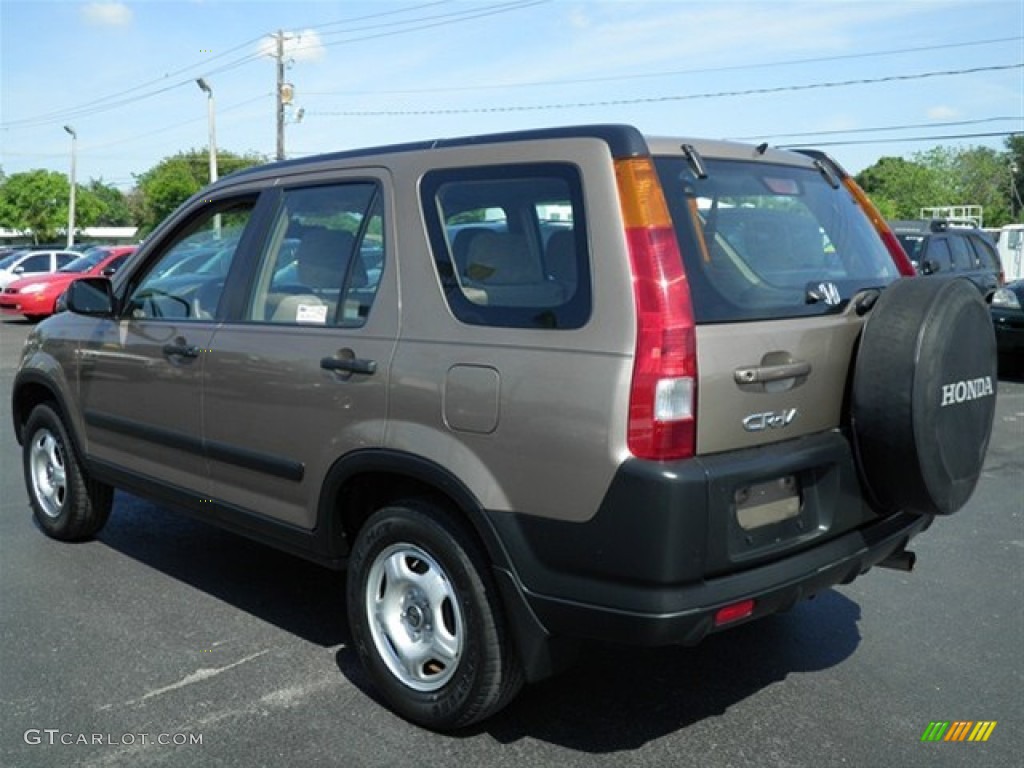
(1, 315, 1021, 768)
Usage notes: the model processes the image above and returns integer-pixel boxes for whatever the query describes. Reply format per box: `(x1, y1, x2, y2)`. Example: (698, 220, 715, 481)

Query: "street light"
(195, 78, 218, 185)
(63, 125, 77, 249)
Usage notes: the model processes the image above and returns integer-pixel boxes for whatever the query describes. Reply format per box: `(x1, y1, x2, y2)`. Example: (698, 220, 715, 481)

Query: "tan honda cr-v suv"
(12, 125, 997, 730)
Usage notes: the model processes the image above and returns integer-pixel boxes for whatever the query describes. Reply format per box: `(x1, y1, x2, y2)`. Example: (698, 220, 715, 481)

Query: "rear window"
(655, 157, 899, 322)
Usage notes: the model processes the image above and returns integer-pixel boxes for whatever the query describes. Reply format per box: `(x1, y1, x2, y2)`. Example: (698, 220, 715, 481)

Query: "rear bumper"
(506, 510, 927, 647)
(485, 431, 931, 648)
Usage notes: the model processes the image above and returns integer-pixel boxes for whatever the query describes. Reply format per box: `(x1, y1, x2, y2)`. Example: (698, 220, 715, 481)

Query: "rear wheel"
(347, 500, 523, 730)
(23, 403, 112, 540)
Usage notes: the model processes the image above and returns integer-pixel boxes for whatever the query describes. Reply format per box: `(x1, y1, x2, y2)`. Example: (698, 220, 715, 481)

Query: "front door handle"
(162, 340, 200, 359)
(321, 355, 377, 376)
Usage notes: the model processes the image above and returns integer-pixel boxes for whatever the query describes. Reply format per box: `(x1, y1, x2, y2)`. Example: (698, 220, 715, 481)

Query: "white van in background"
(997, 224, 1024, 282)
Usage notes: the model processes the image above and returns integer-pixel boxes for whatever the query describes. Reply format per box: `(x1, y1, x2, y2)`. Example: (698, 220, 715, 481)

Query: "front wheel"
(23, 403, 112, 541)
(346, 500, 523, 730)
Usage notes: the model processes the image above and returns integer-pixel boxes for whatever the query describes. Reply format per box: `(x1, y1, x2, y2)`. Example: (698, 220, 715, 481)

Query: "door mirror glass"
(66, 277, 115, 317)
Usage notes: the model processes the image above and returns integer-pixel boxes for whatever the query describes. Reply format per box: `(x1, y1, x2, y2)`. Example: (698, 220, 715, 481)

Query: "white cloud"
(927, 105, 960, 120)
(81, 2, 132, 26)
(258, 29, 326, 63)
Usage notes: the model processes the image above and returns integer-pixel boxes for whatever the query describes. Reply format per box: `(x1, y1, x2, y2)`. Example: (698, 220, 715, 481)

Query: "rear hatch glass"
(654, 157, 900, 322)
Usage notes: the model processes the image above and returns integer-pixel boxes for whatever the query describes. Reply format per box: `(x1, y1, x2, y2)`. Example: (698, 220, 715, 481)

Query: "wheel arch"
(318, 449, 508, 568)
(11, 371, 82, 454)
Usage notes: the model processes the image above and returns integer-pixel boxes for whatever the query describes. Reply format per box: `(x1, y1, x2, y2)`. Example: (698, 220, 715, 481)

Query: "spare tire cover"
(851, 277, 996, 516)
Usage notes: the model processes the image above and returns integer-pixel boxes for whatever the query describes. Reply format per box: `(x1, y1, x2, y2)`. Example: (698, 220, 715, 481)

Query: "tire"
(851, 277, 997, 516)
(23, 403, 113, 541)
(347, 500, 523, 730)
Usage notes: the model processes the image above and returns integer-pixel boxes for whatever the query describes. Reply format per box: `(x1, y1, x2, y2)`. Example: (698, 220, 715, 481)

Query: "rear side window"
(968, 234, 1000, 270)
(655, 157, 900, 322)
(421, 164, 590, 329)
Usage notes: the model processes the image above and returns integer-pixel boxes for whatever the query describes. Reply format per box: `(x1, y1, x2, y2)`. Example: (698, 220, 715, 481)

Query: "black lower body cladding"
(851, 277, 997, 516)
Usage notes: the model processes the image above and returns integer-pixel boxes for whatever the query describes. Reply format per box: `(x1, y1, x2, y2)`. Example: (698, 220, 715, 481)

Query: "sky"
(1, 0, 1022, 190)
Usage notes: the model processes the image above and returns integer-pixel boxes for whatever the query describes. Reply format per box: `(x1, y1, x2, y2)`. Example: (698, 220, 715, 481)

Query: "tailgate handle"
(734, 360, 811, 385)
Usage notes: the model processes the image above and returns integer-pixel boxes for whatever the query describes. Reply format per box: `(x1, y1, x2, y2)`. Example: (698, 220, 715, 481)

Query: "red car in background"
(0, 246, 136, 320)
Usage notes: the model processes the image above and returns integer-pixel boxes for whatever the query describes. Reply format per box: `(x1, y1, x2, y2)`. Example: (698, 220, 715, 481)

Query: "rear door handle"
(734, 360, 811, 385)
(320, 356, 377, 376)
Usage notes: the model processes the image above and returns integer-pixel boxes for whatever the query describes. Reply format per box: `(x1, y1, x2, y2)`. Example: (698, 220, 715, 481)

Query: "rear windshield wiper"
(813, 159, 840, 189)
(681, 144, 708, 179)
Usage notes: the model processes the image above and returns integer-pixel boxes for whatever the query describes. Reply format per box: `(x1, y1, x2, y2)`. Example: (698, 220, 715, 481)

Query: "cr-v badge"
(743, 408, 797, 432)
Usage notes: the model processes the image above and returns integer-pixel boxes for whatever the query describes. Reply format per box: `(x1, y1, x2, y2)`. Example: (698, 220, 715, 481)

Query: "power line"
(283, 0, 550, 57)
(0, 1, 546, 131)
(304, 35, 1024, 96)
(1, 35, 270, 130)
(778, 131, 1022, 148)
(309, 63, 1024, 117)
(730, 116, 1024, 142)
(302, 1, 451, 31)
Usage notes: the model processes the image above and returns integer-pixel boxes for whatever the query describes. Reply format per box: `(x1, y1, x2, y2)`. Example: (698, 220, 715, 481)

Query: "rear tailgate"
(651, 141, 901, 455)
(695, 312, 862, 454)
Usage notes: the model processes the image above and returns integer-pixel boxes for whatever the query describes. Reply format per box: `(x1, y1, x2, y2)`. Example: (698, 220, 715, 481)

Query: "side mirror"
(13, 266, 24, 274)
(66, 277, 115, 317)
(922, 258, 940, 275)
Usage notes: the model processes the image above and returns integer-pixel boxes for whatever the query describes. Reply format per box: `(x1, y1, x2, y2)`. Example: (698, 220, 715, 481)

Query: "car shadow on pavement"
(330, 582, 862, 750)
(997, 360, 1023, 382)
(96, 491, 349, 648)
(476, 588, 862, 750)
(99, 491, 862, 750)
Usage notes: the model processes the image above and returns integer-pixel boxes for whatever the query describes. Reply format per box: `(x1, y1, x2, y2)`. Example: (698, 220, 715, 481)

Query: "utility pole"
(275, 29, 285, 161)
(63, 126, 77, 249)
(195, 78, 218, 184)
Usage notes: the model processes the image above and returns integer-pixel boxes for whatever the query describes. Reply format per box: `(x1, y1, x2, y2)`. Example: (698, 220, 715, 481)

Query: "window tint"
(105, 254, 130, 274)
(125, 199, 256, 321)
(20, 254, 51, 272)
(656, 157, 899, 322)
(422, 164, 590, 329)
(896, 234, 925, 265)
(927, 239, 953, 271)
(60, 252, 106, 273)
(968, 235, 999, 270)
(248, 182, 383, 327)
(948, 236, 973, 270)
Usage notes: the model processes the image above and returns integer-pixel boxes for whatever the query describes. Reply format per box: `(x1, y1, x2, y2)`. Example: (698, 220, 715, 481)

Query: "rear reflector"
(714, 599, 755, 627)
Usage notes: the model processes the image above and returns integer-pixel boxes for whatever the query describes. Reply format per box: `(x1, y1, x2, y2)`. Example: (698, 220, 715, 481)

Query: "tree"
(133, 148, 266, 234)
(856, 141, 1022, 227)
(855, 156, 949, 219)
(1006, 134, 1024, 222)
(0, 169, 103, 243)
(949, 146, 1012, 226)
(86, 179, 133, 226)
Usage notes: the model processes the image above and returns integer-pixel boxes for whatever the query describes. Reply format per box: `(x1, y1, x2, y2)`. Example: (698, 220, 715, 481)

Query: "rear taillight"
(841, 177, 916, 277)
(615, 157, 697, 461)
